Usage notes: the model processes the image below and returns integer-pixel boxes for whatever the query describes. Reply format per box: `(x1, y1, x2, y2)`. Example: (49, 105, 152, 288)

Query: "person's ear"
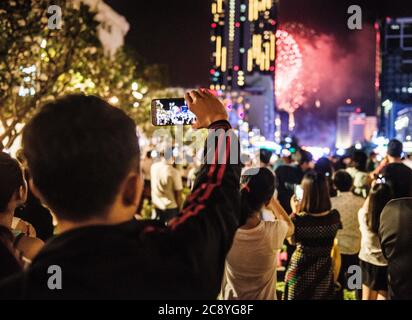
(122, 173, 143, 207)
(17, 182, 28, 205)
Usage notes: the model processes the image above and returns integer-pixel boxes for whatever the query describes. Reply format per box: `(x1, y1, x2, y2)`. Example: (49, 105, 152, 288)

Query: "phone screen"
(151, 98, 196, 126)
(294, 185, 304, 202)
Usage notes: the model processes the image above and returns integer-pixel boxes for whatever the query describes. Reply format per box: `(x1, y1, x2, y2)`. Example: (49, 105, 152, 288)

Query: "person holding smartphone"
(0, 90, 241, 299)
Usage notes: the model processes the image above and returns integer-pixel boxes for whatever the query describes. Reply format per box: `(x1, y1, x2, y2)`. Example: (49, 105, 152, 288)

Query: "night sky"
(105, 0, 412, 131)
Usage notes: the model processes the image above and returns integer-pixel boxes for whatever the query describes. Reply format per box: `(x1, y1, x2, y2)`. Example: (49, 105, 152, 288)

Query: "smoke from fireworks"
(275, 23, 375, 146)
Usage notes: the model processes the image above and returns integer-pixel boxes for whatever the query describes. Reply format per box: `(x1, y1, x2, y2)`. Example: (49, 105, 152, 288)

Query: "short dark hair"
(300, 171, 331, 214)
(240, 167, 276, 225)
(387, 139, 403, 158)
(259, 149, 272, 165)
(352, 150, 367, 172)
(297, 150, 313, 165)
(333, 170, 353, 192)
(22, 94, 140, 221)
(315, 157, 333, 177)
(368, 183, 393, 234)
(0, 152, 24, 212)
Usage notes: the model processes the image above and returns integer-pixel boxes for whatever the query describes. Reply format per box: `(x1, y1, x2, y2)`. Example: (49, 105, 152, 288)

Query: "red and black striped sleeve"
(151, 119, 241, 297)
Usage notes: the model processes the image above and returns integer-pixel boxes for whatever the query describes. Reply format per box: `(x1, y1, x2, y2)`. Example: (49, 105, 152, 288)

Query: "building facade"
(210, 0, 278, 139)
(210, 0, 277, 90)
(336, 106, 368, 149)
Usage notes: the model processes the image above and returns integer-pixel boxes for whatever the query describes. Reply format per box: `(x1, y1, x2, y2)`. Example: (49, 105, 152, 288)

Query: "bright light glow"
(18, 87, 29, 96)
(395, 117, 409, 130)
(132, 82, 139, 90)
(22, 65, 36, 74)
(382, 99, 392, 109)
(133, 102, 140, 108)
(304, 146, 328, 160)
(336, 148, 346, 156)
(40, 39, 47, 48)
(108, 96, 119, 105)
(355, 143, 362, 150)
(132, 91, 143, 99)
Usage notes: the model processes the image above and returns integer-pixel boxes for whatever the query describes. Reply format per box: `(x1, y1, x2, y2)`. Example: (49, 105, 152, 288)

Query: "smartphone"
(151, 98, 196, 126)
(294, 184, 304, 202)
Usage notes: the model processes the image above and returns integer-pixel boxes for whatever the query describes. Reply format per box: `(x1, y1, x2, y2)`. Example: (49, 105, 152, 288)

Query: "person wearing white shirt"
(150, 151, 183, 225)
(358, 181, 393, 300)
(220, 167, 294, 300)
(331, 170, 364, 298)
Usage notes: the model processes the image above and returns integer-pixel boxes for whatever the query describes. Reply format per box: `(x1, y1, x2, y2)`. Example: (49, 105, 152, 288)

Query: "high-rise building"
(210, 0, 277, 90)
(376, 17, 412, 137)
(210, 0, 278, 139)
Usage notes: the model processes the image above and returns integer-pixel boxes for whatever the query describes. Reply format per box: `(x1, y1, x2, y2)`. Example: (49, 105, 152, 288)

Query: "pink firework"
(275, 29, 304, 114)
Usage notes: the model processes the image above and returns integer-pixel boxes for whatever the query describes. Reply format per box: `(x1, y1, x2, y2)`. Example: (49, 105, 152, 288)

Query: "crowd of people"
(0, 90, 411, 300)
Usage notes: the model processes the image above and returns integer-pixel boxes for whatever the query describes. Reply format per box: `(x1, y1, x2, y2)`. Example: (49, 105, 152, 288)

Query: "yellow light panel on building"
(221, 47, 227, 71)
(270, 33, 275, 61)
(248, 0, 254, 21)
(217, 0, 223, 13)
(216, 36, 222, 67)
(212, 3, 217, 14)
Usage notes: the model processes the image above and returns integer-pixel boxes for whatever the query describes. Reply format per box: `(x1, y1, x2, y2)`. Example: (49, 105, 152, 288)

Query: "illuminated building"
(210, 0, 278, 139)
(336, 106, 367, 149)
(210, 0, 277, 90)
(395, 107, 412, 142)
(376, 17, 412, 137)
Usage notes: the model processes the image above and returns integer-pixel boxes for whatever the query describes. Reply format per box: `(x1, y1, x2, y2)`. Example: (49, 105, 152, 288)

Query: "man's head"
(297, 150, 314, 171)
(351, 150, 367, 171)
(0, 152, 27, 213)
(333, 170, 353, 192)
(259, 149, 272, 166)
(387, 139, 403, 160)
(22, 94, 141, 224)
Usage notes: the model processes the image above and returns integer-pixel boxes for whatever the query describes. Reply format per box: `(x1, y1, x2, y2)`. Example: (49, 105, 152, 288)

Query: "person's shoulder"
(18, 236, 44, 257)
(382, 198, 412, 217)
(386, 162, 412, 172)
(329, 208, 341, 217)
(263, 219, 288, 230)
(0, 271, 25, 299)
(290, 211, 306, 222)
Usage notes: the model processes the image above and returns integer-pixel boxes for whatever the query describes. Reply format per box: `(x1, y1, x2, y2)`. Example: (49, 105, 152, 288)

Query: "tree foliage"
(0, 0, 160, 149)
